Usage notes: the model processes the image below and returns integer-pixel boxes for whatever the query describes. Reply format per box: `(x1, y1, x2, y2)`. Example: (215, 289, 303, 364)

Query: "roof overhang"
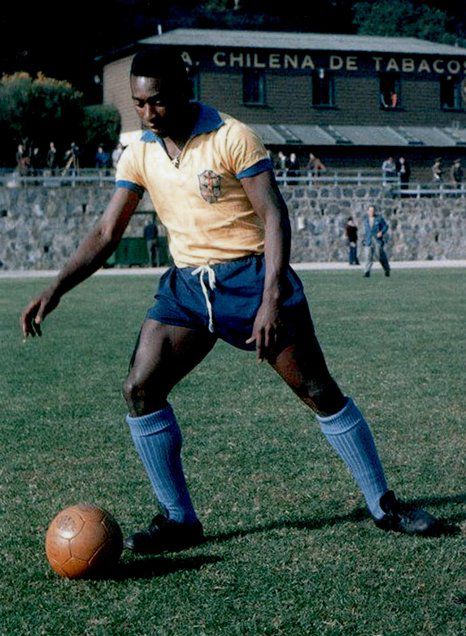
(248, 124, 466, 147)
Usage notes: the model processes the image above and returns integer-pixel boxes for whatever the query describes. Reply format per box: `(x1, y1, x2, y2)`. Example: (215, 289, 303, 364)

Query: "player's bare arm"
(20, 187, 140, 338)
(242, 169, 291, 360)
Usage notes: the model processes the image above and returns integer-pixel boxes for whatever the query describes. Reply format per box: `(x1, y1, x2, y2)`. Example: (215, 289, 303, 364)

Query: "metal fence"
(391, 183, 466, 198)
(1, 167, 465, 196)
(274, 169, 400, 186)
(0, 168, 115, 188)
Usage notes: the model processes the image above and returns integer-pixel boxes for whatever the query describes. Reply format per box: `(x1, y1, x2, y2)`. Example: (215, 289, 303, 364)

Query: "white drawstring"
(191, 265, 216, 333)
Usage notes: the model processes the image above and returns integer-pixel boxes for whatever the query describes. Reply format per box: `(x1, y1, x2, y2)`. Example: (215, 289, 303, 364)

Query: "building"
(100, 29, 466, 179)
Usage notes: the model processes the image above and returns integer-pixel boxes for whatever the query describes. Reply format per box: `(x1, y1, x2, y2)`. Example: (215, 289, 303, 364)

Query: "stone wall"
(0, 184, 464, 270)
(285, 185, 465, 262)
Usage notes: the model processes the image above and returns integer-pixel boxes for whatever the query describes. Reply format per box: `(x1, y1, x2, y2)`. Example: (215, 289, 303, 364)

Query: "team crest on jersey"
(198, 170, 222, 204)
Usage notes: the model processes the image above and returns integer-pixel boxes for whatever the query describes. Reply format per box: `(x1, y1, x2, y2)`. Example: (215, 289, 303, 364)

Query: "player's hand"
(246, 299, 283, 362)
(377, 231, 383, 238)
(20, 287, 60, 338)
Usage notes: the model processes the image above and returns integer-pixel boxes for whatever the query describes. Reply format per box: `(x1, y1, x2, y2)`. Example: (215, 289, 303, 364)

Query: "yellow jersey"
(115, 103, 273, 267)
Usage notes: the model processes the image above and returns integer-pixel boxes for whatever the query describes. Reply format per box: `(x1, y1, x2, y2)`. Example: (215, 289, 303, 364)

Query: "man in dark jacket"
(363, 205, 390, 277)
(345, 216, 359, 265)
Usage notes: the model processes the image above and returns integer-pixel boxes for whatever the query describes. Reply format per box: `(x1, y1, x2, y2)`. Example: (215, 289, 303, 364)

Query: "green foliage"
(200, 0, 229, 11)
(353, 0, 456, 44)
(83, 104, 121, 155)
(0, 72, 84, 165)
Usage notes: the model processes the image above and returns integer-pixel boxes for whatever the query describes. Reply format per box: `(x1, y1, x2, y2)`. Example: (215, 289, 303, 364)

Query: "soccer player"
(21, 48, 442, 553)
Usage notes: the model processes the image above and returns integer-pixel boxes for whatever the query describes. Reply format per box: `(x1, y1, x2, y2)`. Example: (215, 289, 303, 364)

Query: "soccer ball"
(45, 503, 123, 578)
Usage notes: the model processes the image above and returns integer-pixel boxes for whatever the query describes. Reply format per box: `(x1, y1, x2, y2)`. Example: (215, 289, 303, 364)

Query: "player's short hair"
(130, 47, 188, 84)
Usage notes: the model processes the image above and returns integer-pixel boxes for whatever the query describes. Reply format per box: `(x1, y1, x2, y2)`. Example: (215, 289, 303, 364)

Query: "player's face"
(130, 75, 188, 137)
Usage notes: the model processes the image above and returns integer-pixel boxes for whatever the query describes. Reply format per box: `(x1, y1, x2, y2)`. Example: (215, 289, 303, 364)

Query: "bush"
(82, 104, 121, 165)
(0, 72, 84, 167)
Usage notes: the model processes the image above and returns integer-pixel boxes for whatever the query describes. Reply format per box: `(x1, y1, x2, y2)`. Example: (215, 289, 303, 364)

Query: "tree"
(353, 0, 456, 44)
(82, 104, 121, 164)
(0, 72, 84, 165)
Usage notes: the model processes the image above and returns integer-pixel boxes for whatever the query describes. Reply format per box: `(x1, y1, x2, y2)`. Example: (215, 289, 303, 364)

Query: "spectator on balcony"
(29, 146, 42, 178)
(62, 142, 80, 177)
(450, 159, 463, 188)
(432, 158, 443, 183)
(16, 144, 30, 177)
(381, 157, 396, 185)
(397, 157, 411, 188)
(274, 150, 288, 177)
(306, 152, 326, 183)
(96, 145, 111, 179)
(286, 152, 300, 184)
(46, 142, 58, 175)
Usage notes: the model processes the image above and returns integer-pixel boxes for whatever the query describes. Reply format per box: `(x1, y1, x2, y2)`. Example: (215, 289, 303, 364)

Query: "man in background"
(363, 205, 390, 278)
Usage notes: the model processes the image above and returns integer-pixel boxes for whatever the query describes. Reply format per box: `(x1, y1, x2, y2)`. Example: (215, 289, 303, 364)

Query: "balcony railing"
(0, 168, 116, 187)
(0, 168, 465, 196)
(391, 183, 466, 197)
(274, 169, 400, 186)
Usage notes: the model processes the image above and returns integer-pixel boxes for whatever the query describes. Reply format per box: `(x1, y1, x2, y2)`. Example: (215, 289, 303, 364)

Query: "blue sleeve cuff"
(116, 180, 145, 198)
(237, 158, 274, 180)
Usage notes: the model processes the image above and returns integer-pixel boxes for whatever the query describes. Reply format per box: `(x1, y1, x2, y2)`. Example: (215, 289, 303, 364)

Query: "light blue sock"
(316, 397, 388, 519)
(126, 404, 198, 524)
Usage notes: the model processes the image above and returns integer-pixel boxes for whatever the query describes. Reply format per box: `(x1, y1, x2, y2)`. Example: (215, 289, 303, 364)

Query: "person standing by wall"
(363, 205, 390, 278)
(345, 216, 359, 265)
(143, 220, 159, 267)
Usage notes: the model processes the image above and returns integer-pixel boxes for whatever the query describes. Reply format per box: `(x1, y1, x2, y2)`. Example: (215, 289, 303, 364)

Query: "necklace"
(171, 153, 181, 168)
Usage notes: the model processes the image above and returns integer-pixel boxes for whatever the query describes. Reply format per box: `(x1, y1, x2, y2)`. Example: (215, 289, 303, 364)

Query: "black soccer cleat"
(374, 490, 443, 536)
(124, 514, 204, 554)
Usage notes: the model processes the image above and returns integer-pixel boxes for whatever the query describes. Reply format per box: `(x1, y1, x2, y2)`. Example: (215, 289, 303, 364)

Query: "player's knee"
(123, 367, 169, 415)
(123, 373, 156, 411)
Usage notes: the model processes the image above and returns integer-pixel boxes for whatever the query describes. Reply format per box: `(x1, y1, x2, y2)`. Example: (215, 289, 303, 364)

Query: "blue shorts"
(147, 255, 311, 351)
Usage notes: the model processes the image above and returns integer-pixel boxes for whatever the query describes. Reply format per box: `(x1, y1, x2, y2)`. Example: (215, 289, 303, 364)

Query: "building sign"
(181, 50, 466, 75)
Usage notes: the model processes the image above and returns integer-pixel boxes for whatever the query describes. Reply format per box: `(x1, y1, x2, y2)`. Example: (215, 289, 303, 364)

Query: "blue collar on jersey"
(140, 102, 224, 144)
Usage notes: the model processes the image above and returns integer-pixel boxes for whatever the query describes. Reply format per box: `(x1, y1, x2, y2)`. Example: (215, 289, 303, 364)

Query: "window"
(312, 68, 335, 107)
(243, 70, 266, 106)
(188, 67, 201, 101)
(440, 76, 462, 110)
(379, 73, 401, 109)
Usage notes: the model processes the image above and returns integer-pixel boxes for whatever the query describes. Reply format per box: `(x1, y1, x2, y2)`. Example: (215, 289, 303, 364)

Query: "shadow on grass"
(207, 492, 465, 544)
(97, 554, 222, 581)
(88, 493, 463, 580)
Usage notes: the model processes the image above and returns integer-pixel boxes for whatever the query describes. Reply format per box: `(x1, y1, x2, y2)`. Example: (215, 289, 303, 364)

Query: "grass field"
(1, 269, 465, 636)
